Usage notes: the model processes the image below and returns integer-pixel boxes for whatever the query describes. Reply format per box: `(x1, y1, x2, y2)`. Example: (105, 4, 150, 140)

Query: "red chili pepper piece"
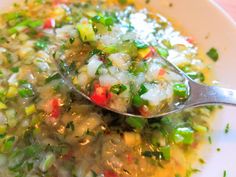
(90, 84, 111, 106)
(104, 170, 119, 177)
(187, 37, 195, 44)
(51, 98, 61, 118)
(139, 105, 149, 117)
(158, 68, 166, 76)
(43, 18, 56, 29)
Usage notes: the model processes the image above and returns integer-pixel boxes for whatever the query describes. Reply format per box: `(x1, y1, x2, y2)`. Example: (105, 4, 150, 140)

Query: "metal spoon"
(54, 57, 236, 119)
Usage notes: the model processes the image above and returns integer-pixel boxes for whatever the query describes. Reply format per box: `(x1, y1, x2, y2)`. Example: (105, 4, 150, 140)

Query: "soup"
(0, 0, 216, 177)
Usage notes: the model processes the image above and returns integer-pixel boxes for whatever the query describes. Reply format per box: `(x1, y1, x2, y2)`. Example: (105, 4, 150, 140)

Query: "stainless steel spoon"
(54, 57, 236, 119)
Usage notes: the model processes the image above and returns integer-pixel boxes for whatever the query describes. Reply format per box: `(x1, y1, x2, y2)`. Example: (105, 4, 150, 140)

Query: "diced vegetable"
(103, 170, 119, 177)
(110, 84, 127, 95)
(34, 37, 49, 50)
(6, 86, 18, 98)
(156, 47, 169, 59)
(123, 132, 141, 147)
(138, 47, 155, 59)
(207, 48, 219, 62)
(125, 117, 146, 129)
(173, 83, 188, 98)
(134, 40, 148, 49)
(25, 104, 36, 116)
(18, 88, 34, 98)
(50, 98, 61, 118)
(0, 102, 7, 109)
(90, 84, 111, 106)
(45, 73, 61, 84)
(132, 95, 147, 107)
(43, 18, 56, 29)
(160, 145, 170, 160)
(39, 153, 56, 172)
(77, 23, 96, 42)
(173, 127, 194, 144)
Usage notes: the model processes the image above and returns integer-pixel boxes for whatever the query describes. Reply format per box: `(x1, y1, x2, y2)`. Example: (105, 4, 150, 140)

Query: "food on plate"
(0, 0, 216, 177)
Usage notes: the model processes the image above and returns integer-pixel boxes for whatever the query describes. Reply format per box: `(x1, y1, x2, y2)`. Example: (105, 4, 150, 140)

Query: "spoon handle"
(186, 81, 236, 107)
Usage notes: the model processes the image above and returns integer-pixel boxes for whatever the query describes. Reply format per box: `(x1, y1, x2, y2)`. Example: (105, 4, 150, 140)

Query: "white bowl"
(1, 0, 236, 177)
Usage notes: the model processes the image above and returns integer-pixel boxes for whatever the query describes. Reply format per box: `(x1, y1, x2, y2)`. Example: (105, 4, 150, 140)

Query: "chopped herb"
(173, 83, 188, 98)
(132, 95, 147, 107)
(223, 170, 227, 177)
(160, 145, 170, 160)
(10, 67, 19, 73)
(45, 73, 61, 84)
(156, 47, 169, 59)
(18, 88, 34, 98)
(224, 123, 230, 134)
(110, 84, 127, 95)
(126, 117, 146, 130)
(66, 121, 75, 131)
(207, 48, 219, 62)
(199, 158, 205, 164)
(138, 84, 148, 95)
(3, 136, 15, 152)
(134, 40, 148, 49)
(173, 127, 194, 144)
(34, 37, 49, 50)
(217, 148, 221, 152)
(208, 136, 212, 144)
(69, 37, 75, 44)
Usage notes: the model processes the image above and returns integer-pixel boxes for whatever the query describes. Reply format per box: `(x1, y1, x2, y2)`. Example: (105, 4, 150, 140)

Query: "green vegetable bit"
(34, 37, 49, 50)
(207, 48, 219, 62)
(126, 117, 147, 129)
(18, 88, 34, 98)
(173, 83, 188, 98)
(173, 127, 194, 144)
(45, 73, 61, 84)
(110, 84, 127, 95)
(134, 40, 148, 49)
(156, 47, 169, 59)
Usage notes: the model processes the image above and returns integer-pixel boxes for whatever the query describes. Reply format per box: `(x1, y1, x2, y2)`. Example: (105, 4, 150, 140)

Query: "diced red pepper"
(50, 98, 61, 118)
(139, 105, 149, 117)
(187, 37, 195, 44)
(158, 68, 166, 77)
(43, 18, 56, 29)
(90, 84, 111, 106)
(104, 170, 119, 177)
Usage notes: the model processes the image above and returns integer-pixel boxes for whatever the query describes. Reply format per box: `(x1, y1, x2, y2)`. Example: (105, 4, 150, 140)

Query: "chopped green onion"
(160, 145, 170, 160)
(187, 72, 205, 82)
(132, 95, 147, 107)
(138, 84, 148, 96)
(207, 48, 219, 62)
(110, 84, 127, 95)
(3, 136, 15, 152)
(45, 73, 61, 84)
(156, 47, 169, 59)
(34, 37, 49, 50)
(134, 40, 148, 49)
(173, 83, 188, 98)
(18, 88, 34, 98)
(223, 170, 227, 177)
(126, 117, 147, 129)
(10, 67, 19, 73)
(225, 123, 230, 134)
(173, 127, 194, 144)
(39, 153, 56, 172)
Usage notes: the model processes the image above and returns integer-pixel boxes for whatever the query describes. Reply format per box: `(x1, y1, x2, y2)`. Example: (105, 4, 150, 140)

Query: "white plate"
(1, 0, 236, 177)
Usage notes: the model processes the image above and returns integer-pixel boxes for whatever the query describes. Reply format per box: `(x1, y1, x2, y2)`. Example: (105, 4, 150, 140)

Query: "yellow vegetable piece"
(0, 102, 7, 110)
(124, 132, 142, 147)
(0, 124, 7, 134)
(138, 47, 152, 59)
(77, 24, 96, 42)
(25, 104, 36, 116)
(6, 86, 18, 98)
